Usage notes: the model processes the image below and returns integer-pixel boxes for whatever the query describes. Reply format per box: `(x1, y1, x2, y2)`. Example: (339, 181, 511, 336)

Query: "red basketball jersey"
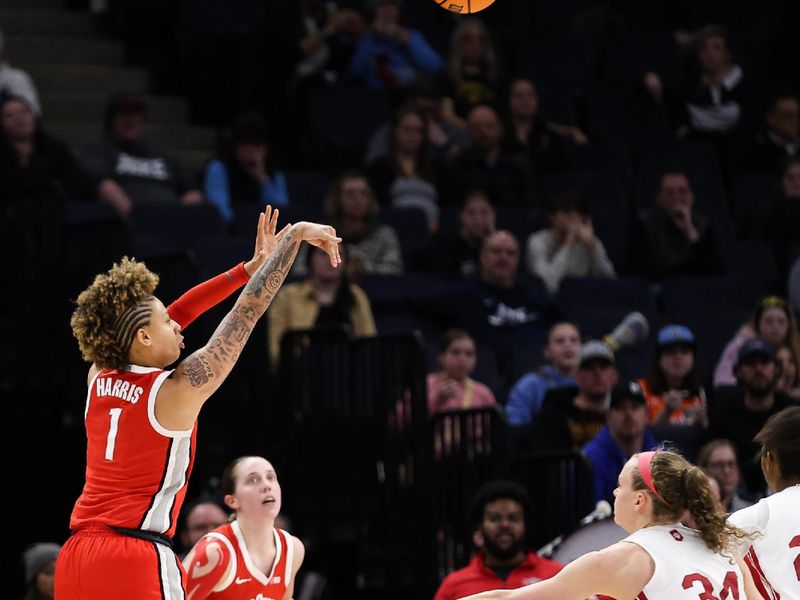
(70, 365, 197, 538)
(195, 523, 294, 600)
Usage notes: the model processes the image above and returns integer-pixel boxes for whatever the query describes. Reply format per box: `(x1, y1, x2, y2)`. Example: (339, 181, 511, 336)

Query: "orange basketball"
(434, 0, 497, 14)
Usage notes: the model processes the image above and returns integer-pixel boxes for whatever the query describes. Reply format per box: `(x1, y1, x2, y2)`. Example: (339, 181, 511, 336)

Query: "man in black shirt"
(709, 337, 799, 499)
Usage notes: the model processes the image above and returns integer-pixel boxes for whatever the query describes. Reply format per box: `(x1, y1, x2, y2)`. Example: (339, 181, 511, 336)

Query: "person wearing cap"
(22, 542, 60, 600)
(0, 28, 41, 115)
(636, 324, 708, 427)
(713, 294, 800, 389)
(582, 381, 659, 504)
(708, 337, 800, 499)
(78, 90, 204, 211)
(530, 339, 618, 453)
(0, 94, 130, 209)
(348, 0, 444, 91)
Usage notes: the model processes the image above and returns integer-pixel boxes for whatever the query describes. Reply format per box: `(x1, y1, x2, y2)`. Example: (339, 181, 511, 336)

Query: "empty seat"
(307, 83, 391, 168)
(559, 276, 656, 313)
(285, 169, 330, 209)
(661, 276, 765, 317)
(130, 203, 226, 249)
(379, 206, 431, 270)
(730, 174, 774, 239)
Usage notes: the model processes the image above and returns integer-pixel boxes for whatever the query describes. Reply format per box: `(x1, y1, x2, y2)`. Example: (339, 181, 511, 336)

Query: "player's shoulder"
(728, 497, 770, 533)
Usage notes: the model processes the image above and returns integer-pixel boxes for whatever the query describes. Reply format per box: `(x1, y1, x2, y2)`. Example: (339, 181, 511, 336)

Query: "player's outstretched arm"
(458, 542, 653, 600)
(158, 221, 341, 429)
(184, 534, 233, 600)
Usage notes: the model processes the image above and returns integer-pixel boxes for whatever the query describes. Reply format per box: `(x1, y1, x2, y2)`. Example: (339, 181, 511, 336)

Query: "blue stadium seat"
(379, 206, 431, 270)
(285, 170, 330, 210)
(558, 276, 656, 313)
(130, 203, 226, 249)
(730, 174, 774, 240)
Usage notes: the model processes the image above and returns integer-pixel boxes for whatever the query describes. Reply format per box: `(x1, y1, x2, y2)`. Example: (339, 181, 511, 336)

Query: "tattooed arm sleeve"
(171, 225, 303, 400)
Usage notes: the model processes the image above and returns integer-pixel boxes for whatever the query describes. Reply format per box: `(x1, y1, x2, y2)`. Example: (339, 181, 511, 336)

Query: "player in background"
(729, 405, 800, 600)
(55, 207, 340, 599)
(183, 456, 303, 600)
(458, 450, 760, 600)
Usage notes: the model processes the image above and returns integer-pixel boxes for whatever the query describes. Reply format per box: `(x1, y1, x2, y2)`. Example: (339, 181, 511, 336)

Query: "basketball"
(434, 0, 497, 14)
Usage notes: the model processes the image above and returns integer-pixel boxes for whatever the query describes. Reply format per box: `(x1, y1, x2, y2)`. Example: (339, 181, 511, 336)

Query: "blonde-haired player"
(183, 456, 303, 600)
(459, 450, 760, 600)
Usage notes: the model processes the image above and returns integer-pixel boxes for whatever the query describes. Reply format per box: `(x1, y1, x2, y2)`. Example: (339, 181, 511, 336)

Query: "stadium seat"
(285, 169, 330, 209)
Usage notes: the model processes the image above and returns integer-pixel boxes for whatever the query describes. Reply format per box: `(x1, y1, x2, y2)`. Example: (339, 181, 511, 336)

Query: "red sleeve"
(167, 262, 249, 330)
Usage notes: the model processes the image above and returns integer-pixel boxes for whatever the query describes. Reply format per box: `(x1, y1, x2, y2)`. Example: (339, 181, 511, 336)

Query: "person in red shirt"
(433, 480, 563, 600)
(55, 207, 340, 600)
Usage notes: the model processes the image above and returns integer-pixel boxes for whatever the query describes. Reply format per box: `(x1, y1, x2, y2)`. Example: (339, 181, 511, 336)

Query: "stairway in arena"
(1, 1, 215, 171)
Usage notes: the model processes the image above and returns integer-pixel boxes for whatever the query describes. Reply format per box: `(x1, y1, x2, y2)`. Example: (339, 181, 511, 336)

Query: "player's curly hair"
(633, 450, 752, 554)
(70, 257, 159, 370)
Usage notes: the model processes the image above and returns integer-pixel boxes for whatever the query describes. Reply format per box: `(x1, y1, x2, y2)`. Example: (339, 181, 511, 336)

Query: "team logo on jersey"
(669, 529, 684, 541)
(272, 576, 281, 584)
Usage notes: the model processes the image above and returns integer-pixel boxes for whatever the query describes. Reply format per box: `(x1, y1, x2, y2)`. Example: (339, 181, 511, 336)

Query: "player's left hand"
(244, 206, 291, 275)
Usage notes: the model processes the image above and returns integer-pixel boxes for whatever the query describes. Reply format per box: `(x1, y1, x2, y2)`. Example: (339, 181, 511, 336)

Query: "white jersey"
(728, 485, 800, 600)
(623, 524, 745, 600)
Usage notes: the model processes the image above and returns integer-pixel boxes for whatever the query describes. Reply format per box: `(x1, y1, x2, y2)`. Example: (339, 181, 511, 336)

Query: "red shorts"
(55, 525, 186, 600)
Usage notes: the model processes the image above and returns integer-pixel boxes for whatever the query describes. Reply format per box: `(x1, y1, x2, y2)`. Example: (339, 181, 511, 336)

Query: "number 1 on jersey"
(105, 408, 122, 460)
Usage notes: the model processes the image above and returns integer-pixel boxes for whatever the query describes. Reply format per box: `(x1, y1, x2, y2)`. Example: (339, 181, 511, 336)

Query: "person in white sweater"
(525, 191, 615, 295)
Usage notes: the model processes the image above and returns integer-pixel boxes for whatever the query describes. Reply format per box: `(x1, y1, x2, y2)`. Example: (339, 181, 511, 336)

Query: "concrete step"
(49, 122, 218, 152)
(0, 0, 64, 9)
(4, 34, 124, 66)
(22, 64, 149, 95)
(41, 92, 189, 124)
(0, 9, 92, 36)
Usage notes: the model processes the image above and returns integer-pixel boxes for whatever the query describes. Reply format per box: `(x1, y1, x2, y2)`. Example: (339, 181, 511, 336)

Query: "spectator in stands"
(714, 295, 800, 388)
(203, 111, 288, 224)
(636, 324, 708, 428)
(348, 0, 444, 92)
(294, 0, 365, 85)
(365, 73, 469, 166)
(324, 169, 403, 276)
(268, 245, 376, 368)
(442, 104, 535, 208)
(505, 321, 581, 427)
(525, 191, 616, 296)
(0, 29, 41, 115)
(583, 381, 659, 504)
(708, 338, 799, 499)
(0, 95, 129, 211)
(78, 90, 203, 209)
(365, 104, 440, 231)
(776, 343, 800, 400)
(21, 542, 60, 600)
(432, 480, 562, 600)
(739, 92, 800, 175)
(645, 26, 749, 144)
(440, 18, 504, 125)
(176, 495, 228, 559)
(628, 168, 724, 280)
(430, 189, 496, 279)
(767, 157, 800, 282)
(421, 231, 560, 370)
(504, 78, 586, 174)
(789, 247, 800, 317)
(427, 329, 496, 416)
(696, 439, 752, 513)
(531, 340, 618, 452)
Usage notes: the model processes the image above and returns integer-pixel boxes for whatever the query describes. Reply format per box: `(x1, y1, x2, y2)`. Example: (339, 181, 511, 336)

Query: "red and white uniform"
(56, 364, 196, 600)
(186, 522, 294, 600)
(729, 485, 800, 600)
(623, 524, 746, 600)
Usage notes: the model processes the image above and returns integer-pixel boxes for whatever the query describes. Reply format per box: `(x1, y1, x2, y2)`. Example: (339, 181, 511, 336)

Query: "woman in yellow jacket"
(268, 245, 376, 368)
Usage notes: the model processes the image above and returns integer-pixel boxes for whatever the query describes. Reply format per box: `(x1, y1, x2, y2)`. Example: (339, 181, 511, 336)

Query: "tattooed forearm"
(181, 227, 304, 394)
(183, 354, 214, 387)
(243, 229, 300, 301)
